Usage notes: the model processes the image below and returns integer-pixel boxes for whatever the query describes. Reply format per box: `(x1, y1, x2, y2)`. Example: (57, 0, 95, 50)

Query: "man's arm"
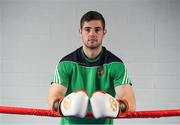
(48, 83, 67, 110)
(115, 84, 136, 111)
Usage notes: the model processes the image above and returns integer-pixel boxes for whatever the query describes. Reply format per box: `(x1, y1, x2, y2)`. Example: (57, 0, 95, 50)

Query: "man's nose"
(89, 29, 96, 35)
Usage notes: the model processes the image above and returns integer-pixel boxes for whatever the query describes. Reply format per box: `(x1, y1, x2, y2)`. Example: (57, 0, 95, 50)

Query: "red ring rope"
(0, 106, 180, 118)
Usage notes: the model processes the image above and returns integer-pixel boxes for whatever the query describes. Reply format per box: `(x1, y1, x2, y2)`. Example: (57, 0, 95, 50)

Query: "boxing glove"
(90, 91, 128, 119)
(52, 90, 89, 118)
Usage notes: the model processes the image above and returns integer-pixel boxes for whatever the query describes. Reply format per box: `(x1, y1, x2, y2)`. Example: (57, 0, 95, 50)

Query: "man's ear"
(79, 28, 82, 34)
(103, 29, 107, 35)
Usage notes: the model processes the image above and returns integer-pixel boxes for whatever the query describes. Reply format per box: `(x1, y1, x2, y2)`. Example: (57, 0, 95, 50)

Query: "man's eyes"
(95, 28, 101, 32)
(84, 28, 91, 32)
(84, 28, 102, 33)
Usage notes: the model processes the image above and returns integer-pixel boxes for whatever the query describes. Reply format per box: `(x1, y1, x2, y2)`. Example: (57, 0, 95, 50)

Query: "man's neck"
(82, 45, 102, 59)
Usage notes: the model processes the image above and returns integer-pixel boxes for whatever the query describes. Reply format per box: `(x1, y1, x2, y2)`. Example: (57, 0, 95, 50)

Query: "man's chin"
(86, 45, 101, 50)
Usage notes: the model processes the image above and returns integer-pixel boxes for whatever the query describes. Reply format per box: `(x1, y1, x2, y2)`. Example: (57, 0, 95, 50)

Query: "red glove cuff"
(116, 99, 129, 117)
(52, 97, 63, 115)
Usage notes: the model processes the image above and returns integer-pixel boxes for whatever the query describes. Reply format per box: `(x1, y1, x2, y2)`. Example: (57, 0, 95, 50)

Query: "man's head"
(79, 11, 107, 50)
(80, 11, 105, 30)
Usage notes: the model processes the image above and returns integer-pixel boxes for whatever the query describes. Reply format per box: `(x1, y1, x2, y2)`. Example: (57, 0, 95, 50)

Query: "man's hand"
(90, 91, 128, 119)
(52, 90, 89, 118)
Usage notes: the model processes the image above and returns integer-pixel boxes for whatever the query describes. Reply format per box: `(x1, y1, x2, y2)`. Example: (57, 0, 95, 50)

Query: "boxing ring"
(0, 105, 180, 119)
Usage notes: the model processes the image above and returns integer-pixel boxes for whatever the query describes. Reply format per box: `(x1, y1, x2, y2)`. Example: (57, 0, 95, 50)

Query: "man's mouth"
(88, 39, 97, 42)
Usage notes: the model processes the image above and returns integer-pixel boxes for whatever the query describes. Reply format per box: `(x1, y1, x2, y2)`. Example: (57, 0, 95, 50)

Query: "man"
(48, 11, 136, 124)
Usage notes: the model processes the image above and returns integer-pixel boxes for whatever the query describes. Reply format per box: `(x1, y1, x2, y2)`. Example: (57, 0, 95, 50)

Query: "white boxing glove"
(61, 90, 89, 118)
(90, 91, 128, 119)
(53, 90, 89, 118)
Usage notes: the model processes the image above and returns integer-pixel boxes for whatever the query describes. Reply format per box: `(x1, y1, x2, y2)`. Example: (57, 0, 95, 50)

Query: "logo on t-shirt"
(97, 66, 104, 76)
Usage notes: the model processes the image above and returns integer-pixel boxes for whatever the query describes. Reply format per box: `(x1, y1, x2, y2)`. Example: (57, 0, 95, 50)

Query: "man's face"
(79, 20, 106, 49)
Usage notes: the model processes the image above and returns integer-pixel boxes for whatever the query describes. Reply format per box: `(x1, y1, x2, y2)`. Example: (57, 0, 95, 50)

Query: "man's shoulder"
(104, 47, 123, 64)
(59, 47, 81, 63)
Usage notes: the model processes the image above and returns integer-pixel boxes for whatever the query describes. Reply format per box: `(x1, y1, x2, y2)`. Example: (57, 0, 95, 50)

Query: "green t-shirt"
(51, 47, 132, 124)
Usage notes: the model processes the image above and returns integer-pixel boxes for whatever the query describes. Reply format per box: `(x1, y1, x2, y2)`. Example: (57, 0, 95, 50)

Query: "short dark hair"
(80, 11, 105, 29)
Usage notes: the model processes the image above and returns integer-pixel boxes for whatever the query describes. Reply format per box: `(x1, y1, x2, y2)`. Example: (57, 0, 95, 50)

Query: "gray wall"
(0, 2, 2, 123)
(0, 0, 180, 124)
